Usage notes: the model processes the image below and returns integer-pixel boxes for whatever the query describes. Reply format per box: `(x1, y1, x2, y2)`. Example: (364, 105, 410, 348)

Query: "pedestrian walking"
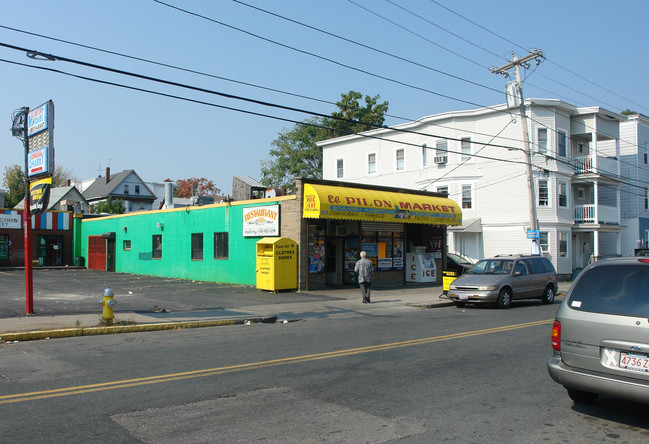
(354, 251, 373, 303)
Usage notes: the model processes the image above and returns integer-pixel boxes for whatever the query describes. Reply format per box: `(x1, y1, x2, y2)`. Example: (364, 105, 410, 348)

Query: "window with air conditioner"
(435, 140, 448, 164)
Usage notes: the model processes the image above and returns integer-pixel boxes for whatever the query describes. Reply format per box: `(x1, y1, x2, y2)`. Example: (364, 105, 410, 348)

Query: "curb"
(0, 316, 277, 342)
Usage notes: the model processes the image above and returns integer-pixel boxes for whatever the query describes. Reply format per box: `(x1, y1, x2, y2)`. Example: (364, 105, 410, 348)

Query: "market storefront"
(295, 179, 462, 290)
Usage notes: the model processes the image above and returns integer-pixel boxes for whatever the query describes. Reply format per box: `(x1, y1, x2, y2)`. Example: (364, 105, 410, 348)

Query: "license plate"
(458, 294, 468, 300)
(620, 352, 649, 372)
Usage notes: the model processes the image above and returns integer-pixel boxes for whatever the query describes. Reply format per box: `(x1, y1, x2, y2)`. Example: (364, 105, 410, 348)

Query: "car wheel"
(454, 301, 467, 308)
(497, 288, 511, 309)
(541, 285, 555, 304)
(567, 388, 599, 404)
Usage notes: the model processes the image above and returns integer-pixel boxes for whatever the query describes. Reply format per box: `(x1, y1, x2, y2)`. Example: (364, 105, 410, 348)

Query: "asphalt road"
(0, 268, 342, 318)
(2, 297, 649, 443)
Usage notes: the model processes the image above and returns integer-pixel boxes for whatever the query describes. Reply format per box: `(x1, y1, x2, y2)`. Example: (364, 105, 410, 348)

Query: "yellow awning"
(303, 183, 462, 226)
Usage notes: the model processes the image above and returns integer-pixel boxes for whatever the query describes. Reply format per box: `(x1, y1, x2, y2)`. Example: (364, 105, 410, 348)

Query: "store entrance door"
(326, 237, 343, 285)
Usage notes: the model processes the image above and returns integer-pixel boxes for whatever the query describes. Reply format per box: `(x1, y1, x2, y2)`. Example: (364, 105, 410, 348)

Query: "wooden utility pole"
(491, 49, 544, 254)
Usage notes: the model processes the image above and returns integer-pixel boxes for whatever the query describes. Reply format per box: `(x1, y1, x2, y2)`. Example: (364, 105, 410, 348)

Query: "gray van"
(447, 254, 557, 308)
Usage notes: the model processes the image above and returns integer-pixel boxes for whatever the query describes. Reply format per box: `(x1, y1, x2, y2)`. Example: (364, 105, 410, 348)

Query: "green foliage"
(328, 91, 389, 138)
(261, 91, 388, 193)
(621, 109, 638, 116)
(2, 164, 76, 208)
(2, 164, 25, 208)
(261, 117, 328, 193)
(91, 197, 125, 214)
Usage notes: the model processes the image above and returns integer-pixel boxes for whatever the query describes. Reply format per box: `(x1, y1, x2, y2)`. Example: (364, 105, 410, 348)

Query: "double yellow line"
(1, 319, 552, 405)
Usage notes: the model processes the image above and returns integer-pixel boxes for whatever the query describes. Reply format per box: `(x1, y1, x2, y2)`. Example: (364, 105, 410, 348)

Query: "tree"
(2, 164, 76, 208)
(261, 117, 329, 192)
(52, 166, 75, 187)
(91, 197, 125, 214)
(2, 164, 25, 208)
(260, 91, 388, 193)
(174, 178, 221, 198)
(327, 90, 389, 138)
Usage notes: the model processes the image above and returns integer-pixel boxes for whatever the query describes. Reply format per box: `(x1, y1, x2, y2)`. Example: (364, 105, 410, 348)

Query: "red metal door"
(87, 235, 106, 271)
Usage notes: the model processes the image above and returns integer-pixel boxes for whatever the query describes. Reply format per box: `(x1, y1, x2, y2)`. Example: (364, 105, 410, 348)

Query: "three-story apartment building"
(319, 99, 626, 278)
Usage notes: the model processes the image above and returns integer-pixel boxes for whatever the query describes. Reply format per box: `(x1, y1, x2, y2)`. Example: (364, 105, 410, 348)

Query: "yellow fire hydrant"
(100, 286, 117, 325)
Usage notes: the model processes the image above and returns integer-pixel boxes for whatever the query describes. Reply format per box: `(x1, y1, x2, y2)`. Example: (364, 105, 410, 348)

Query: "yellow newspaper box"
(442, 269, 458, 293)
(256, 237, 297, 291)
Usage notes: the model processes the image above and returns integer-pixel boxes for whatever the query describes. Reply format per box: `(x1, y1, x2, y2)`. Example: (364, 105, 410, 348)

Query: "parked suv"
(447, 254, 557, 308)
(548, 257, 649, 405)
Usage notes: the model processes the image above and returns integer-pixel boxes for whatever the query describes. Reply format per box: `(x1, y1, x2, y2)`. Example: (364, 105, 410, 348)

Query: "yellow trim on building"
(82, 195, 297, 222)
(302, 183, 461, 225)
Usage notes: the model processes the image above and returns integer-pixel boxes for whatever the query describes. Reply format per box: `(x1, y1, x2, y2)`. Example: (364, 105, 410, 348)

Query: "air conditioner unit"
(434, 155, 448, 164)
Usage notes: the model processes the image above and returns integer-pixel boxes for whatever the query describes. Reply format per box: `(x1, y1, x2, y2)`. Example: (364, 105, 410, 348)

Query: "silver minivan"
(447, 254, 557, 308)
(548, 257, 649, 404)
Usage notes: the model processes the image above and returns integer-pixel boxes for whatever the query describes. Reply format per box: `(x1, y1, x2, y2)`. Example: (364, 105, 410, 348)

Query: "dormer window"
(124, 184, 129, 195)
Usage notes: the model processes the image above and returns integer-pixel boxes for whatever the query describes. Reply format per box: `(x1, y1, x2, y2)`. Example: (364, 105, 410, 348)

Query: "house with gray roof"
(14, 185, 89, 213)
(82, 168, 156, 212)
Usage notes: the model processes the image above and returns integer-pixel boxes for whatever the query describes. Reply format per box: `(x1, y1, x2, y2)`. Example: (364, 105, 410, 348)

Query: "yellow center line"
(0, 319, 553, 405)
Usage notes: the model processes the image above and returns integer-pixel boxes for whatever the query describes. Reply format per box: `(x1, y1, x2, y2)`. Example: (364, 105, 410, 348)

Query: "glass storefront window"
(308, 225, 326, 273)
(361, 231, 404, 271)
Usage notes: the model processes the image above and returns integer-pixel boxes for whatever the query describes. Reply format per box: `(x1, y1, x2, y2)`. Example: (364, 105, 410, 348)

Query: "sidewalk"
(0, 272, 572, 342)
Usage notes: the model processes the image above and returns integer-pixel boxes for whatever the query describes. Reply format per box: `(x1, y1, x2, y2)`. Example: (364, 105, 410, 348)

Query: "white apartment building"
(319, 99, 627, 278)
(620, 113, 649, 255)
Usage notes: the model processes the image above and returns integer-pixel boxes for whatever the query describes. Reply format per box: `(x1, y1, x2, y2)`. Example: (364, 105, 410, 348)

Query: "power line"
(152, 0, 497, 110)
(427, 0, 648, 115)
(232, 0, 502, 95)
(0, 23, 538, 148)
(0, 54, 528, 164)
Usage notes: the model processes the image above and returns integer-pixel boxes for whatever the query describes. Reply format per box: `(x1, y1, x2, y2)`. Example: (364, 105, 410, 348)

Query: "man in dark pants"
(354, 251, 373, 303)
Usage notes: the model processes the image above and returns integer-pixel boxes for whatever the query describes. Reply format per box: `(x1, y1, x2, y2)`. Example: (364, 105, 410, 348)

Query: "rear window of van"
(568, 264, 649, 317)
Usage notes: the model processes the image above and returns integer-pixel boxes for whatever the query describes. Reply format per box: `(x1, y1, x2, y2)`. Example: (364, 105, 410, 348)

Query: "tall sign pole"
(491, 50, 544, 255)
(12, 107, 33, 314)
(12, 100, 55, 315)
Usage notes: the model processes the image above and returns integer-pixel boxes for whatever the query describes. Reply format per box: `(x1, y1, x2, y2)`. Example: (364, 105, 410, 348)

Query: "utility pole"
(491, 49, 544, 255)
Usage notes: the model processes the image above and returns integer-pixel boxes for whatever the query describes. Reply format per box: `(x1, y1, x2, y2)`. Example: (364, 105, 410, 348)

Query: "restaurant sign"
(243, 205, 279, 237)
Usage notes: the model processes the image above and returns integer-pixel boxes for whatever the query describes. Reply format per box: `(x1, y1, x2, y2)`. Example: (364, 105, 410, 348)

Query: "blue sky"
(1, 0, 647, 194)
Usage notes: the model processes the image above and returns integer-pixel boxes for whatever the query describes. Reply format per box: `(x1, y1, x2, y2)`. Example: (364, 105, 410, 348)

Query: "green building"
(77, 178, 462, 291)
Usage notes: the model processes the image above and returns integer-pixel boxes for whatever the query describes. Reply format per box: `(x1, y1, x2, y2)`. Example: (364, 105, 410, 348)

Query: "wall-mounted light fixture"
(156, 222, 164, 230)
(122, 226, 127, 233)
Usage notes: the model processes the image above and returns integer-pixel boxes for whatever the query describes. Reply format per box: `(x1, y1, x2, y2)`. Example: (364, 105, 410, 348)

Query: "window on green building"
(152, 234, 162, 259)
(214, 232, 228, 259)
(123, 240, 131, 251)
(0, 235, 8, 260)
(191, 233, 203, 260)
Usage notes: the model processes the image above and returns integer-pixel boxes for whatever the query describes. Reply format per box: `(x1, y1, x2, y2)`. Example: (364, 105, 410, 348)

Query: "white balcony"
(573, 204, 619, 224)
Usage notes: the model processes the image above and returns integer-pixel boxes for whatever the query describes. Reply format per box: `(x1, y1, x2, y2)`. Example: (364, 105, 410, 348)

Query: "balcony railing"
(573, 204, 619, 224)
(571, 156, 618, 176)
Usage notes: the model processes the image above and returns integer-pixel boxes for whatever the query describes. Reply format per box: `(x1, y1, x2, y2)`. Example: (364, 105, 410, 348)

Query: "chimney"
(105, 167, 110, 184)
(66, 179, 71, 186)
(164, 181, 174, 209)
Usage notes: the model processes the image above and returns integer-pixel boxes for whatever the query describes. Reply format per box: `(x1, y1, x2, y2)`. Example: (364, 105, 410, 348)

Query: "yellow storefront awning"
(303, 183, 462, 226)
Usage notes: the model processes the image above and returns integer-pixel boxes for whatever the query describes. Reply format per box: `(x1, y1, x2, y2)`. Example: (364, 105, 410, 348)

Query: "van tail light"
(551, 320, 561, 351)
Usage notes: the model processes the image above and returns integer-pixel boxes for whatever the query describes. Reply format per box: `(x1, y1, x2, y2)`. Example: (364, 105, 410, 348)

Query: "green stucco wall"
(79, 201, 275, 285)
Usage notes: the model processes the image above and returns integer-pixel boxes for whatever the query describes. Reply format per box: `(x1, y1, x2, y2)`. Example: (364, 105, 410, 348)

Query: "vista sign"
(27, 102, 52, 137)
